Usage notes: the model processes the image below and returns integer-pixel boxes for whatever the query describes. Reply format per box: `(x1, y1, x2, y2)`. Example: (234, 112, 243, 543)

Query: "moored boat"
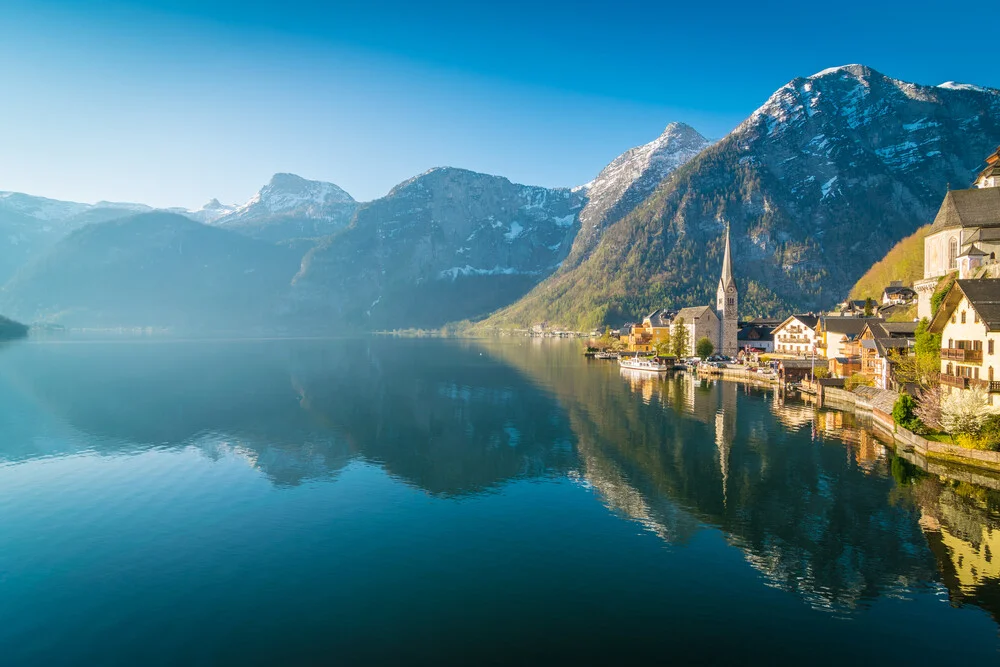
(618, 355, 669, 372)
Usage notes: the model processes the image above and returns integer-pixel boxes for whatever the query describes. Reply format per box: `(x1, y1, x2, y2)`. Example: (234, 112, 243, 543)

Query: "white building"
(929, 278, 1000, 406)
(915, 170, 1000, 319)
(772, 315, 820, 356)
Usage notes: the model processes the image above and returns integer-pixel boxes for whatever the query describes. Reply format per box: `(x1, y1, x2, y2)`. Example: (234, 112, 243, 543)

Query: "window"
(961, 311, 966, 324)
(952, 314, 957, 324)
(990, 367, 995, 382)
(975, 311, 980, 324)
(949, 237, 958, 270)
(990, 340, 995, 355)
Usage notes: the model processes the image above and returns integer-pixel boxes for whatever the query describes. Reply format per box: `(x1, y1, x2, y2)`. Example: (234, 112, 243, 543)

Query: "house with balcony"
(817, 316, 880, 360)
(772, 315, 819, 356)
(928, 278, 1000, 405)
(856, 321, 919, 389)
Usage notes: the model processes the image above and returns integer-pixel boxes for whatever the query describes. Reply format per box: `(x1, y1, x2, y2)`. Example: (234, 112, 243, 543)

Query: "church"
(649, 227, 738, 356)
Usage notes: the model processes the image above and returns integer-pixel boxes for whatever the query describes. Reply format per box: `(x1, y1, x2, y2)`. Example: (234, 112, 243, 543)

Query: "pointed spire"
(719, 224, 734, 291)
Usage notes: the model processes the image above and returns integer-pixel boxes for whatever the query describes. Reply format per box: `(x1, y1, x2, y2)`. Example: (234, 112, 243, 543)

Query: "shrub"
(813, 368, 830, 379)
(941, 387, 995, 436)
(695, 337, 714, 359)
(914, 385, 943, 431)
(892, 394, 923, 432)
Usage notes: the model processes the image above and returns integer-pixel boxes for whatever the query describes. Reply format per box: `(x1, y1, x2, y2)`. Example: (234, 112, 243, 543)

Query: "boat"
(618, 355, 669, 372)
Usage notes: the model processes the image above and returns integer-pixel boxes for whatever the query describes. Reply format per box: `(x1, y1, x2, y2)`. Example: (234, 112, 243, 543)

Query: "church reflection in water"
(2, 336, 1000, 624)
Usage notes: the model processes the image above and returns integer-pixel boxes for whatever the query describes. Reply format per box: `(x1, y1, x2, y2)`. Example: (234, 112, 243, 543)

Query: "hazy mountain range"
(1, 64, 998, 332)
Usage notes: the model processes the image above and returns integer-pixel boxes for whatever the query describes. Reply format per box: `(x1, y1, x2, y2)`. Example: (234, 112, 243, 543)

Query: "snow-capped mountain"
(182, 198, 238, 224)
(490, 64, 1000, 328)
(0, 192, 161, 284)
(565, 122, 710, 268)
(211, 173, 358, 242)
(290, 167, 584, 329)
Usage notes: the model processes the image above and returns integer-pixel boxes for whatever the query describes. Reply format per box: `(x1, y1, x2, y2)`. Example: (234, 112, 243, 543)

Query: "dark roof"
(738, 324, 775, 341)
(958, 245, 988, 257)
(778, 359, 814, 369)
(929, 278, 1000, 332)
(874, 338, 912, 356)
(644, 308, 675, 327)
(821, 316, 880, 336)
(928, 188, 1000, 233)
(863, 321, 917, 340)
(957, 279, 1000, 329)
(883, 285, 916, 295)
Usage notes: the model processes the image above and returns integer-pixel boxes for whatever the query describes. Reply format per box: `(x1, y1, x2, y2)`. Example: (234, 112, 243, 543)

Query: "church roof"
(643, 308, 675, 327)
(718, 226, 735, 292)
(928, 188, 1000, 233)
(674, 305, 716, 321)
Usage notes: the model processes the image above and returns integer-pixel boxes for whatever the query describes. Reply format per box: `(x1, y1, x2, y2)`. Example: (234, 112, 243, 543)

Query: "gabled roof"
(644, 308, 676, 327)
(774, 314, 820, 332)
(928, 187, 1000, 233)
(929, 278, 1000, 332)
(738, 324, 775, 341)
(821, 316, 880, 336)
(675, 305, 715, 321)
(883, 285, 916, 295)
(958, 245, 988, 258)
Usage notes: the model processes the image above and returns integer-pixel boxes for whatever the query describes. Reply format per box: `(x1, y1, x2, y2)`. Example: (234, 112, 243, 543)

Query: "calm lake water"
(1, 337, 999, 665)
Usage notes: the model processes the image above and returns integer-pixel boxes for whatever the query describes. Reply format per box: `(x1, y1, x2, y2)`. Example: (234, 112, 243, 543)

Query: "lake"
(1, 337, 998, 665)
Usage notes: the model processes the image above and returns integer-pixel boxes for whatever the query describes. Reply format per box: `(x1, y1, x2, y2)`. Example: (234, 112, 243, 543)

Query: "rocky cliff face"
(211, 173, 358, 242)
(566, 122, 710, 269)
(290, 167, 584, 329)
(488, 65, 1000, 329)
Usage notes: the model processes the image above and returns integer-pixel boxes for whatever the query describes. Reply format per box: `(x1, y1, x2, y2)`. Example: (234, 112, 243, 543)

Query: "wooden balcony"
(970, 379, 1000, 393)
(940, 374, 969, 389)
(942, 348, 983, 363)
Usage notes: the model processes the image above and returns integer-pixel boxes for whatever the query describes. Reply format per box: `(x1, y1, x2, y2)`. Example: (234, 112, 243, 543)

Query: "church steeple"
(716, 225, 738, 356)
(718, 225, 735, 293)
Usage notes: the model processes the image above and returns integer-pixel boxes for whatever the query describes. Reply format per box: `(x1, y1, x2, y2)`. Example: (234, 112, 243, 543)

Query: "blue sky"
(0, 0, 995, 208)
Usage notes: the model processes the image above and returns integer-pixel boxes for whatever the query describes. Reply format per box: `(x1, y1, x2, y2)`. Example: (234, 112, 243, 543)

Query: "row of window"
(946, 363, 995, 381)
(951, 309, 981, 325)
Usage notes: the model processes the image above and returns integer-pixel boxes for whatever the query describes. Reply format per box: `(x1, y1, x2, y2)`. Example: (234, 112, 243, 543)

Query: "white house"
(772, 315, 820, 356)
(929, 278, 1000, 406)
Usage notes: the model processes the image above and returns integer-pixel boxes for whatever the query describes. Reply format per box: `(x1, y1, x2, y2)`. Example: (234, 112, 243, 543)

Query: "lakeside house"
(855, 321, 918, 389)
(772, 315, 820, 356)
(817, 316, 880, 359)
(737, 322, 775, 353)
(929, 278, 1000, 405)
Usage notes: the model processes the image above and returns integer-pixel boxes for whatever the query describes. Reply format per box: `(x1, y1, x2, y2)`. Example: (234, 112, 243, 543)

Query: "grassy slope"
(849, 225, 930, 300)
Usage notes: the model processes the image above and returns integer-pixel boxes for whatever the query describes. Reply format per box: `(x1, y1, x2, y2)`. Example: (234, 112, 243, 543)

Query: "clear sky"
(0, 0, 995, 209)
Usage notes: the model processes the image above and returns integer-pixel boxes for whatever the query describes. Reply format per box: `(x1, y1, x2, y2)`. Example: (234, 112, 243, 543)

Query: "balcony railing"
(970, 379, 1000, 393)
(940, 374, 970, 389)
(943, 348, 983, 363)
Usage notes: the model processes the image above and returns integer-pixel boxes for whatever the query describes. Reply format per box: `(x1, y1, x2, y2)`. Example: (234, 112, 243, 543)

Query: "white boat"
(618, 355, 669, 372)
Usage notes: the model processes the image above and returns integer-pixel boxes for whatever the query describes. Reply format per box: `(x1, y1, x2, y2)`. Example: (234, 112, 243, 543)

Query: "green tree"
(672, 318, 689, 358)
(845, 373, 874, 391)
(695, 336, 714, 359)
(863, 297, 875, 317)
(892, 394, 922, 432)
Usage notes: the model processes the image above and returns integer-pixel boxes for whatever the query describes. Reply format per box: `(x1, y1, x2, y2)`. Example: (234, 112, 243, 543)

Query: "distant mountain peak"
(208, 174, 358, 242)
(808, 64, 876, 80)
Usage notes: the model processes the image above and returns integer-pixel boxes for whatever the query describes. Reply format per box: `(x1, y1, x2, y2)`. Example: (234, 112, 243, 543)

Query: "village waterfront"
(1, 336, 999, 665)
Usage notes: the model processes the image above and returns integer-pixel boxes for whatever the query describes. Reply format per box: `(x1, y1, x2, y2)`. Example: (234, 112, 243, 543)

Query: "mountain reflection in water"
(0, 336, 999, 663)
